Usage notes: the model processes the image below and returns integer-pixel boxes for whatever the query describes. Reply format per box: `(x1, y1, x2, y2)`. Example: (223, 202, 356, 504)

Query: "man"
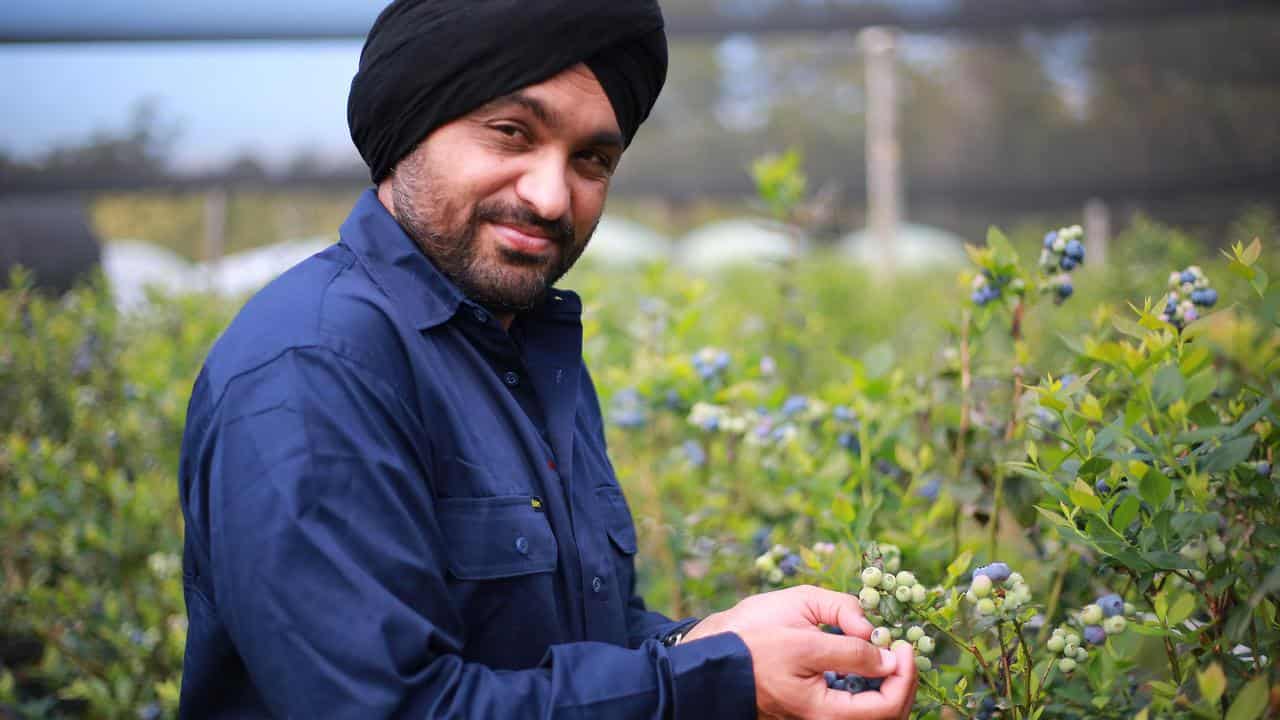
(177, 2, 917, 717)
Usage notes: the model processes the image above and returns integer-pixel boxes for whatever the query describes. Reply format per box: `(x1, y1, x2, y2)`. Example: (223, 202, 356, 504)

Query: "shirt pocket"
(436, 495, 557, 580)
(595, 486, 639, 605)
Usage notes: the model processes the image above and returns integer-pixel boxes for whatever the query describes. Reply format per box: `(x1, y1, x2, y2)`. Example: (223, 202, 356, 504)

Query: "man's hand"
(682, 585, 918, 719)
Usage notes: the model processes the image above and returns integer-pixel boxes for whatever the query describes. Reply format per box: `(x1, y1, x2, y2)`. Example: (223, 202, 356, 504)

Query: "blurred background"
(2, 2, 1280, 718)
(2, 0, 1278, 299)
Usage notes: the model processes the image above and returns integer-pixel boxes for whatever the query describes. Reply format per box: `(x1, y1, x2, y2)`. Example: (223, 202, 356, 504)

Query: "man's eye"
(493, 124, 526, 139)
(582, 152, 614, 172)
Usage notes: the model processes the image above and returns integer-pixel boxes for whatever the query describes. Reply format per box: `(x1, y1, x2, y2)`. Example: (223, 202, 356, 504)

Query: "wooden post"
(860, 26, 901, 276)
(202, 186, 228, 265)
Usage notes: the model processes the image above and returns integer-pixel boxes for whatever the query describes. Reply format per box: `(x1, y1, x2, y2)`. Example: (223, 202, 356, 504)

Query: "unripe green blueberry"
(890, 626, 903, 639)
(965, 589, 979, 604)
(906, 626, 925, 643)
(916, 636, 935, 655)
(1180, 540, 1206, 562)
(910, 584, 927, 604)
(1081, 604, 1103, 625)
(1007, 572, 1024, 586)
(971, 574, 993, 598)
(1074, 646, 1089, 661)
(1104, 615, 1127, 635)
(859, 586, 881, 610)
(1052, 627, 1066, 638)
(1047, 636, 1065, 653)
(1207, 536, 1226, 558)
(768, 568, 783, 584)
(861, 566, 883, 588)
(915, 656, 932, 672)
(880, 573, 897, 591)
(896, 571, 916, 587)
(891, 639, 912, 652)
(1124, 602, 1135, 616)
(976, 598, 996, 616)
(870, 627, 892, 647)
(885, 556, 901, 573)
(1064, 642, 1079, 658)
(1065, 633, 1081, 647)
(895, 585, 912, 603)
(755, 555, 776, 572)
(1058, 658, 1077, 673)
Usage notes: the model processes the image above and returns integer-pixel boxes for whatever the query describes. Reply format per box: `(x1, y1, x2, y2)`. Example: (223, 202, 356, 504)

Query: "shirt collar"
(338, 188, 583, 330)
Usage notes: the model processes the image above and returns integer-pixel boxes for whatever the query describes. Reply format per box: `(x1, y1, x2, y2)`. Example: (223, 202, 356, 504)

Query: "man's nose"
(514, 154, 571, 223)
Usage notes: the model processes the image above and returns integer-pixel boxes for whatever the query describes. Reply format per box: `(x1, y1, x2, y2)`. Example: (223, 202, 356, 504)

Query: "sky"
(0, 0, 1083, 171)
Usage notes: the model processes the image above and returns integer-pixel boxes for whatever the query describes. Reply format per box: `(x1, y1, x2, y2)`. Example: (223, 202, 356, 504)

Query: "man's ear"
(376, 177, 396, 216)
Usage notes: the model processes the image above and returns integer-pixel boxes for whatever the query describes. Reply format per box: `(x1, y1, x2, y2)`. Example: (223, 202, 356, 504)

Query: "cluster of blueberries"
(824, 670, 884, 694)
(970, 269, 1011, 307)
(1038, 225, 1086, 303)
(1160, 266, 1218, 329)
(965, 562, 1032, 616)
(1048, 592, 1133, 673)
(691, 347, 731, 382)
(754, 544, 804, 585)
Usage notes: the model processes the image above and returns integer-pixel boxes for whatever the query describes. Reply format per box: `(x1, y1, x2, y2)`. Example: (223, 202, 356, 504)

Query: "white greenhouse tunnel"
(676, 218, 805, 270)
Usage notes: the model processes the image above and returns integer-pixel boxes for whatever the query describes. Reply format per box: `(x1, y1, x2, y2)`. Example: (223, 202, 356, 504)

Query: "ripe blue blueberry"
(1097, 593, 1124, 618)
(917, 477, 941, 501)
(838, 432, 861, 454)
(974, 562, 1012, 583)
(1181, 270, 1196, 284)
(1258, 461, 1272, 477)
(833, 405, 854, 422)
(1044, 231, 1057, 248)
(779, 553, 802, 577)
(782, 395, 808, 417)
(1083, 625, 1106, 645)
(824, 670, 839, 688)
(1064, 239, 1085, 261)
(1059, 256, 1078, 272)
(1095, 479, 1110, 495)
(1057, 282, 1073, 299)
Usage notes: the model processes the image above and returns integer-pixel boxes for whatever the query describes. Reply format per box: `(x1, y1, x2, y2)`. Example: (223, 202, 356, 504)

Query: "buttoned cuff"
(667, 631, 756, 719)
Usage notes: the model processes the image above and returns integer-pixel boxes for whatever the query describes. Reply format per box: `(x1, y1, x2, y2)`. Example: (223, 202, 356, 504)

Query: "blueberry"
(845, 675, 868, 693)
(824, 670, 839, 688)
(917, 477, 940, 501)
(833, 405, 854, 422)
(1201, 288, 1218, 307)
(974, 562, 1011, 583)
(1095, 479, 1110, 495)
(1057, 282, 1074, 299)
(1181, 270, 1196, 284)
(1083, 625, 1106, 645)
(779, 553, 802, 577)
(682, 440, 707, 467)
(865, 677, 882, 692)
(1044, 231, 1057, 248)
(782, 395, 808, 417)
(1097, 593, 1124, 617)
(1059, 256, 1078, 271)
(838, 432, 861, 454)
(1259, 461, 1272, 477)
(752, 527, 772, 555)
(1064, 239, 1085, 261)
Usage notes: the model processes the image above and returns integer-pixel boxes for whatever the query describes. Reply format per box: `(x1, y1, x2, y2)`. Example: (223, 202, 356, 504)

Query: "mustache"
(474, 202, 574, 247)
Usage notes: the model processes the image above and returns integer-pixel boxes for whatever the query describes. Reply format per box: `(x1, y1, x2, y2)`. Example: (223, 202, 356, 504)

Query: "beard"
(389, 163, 593, 314)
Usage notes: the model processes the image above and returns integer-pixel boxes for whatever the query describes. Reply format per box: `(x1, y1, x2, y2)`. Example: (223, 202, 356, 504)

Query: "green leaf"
(1151, 364, 1185, 409)
(1167, 593, 1197, 625)
(1183, 370, 1217, 407)
(1196, 663, 1226, 704)
(1251, 266, 1269, 297)
(1203, 436, 1257, 473)
(1143, 550, 1196, 571)
(833, 494, 855, 524)
(1112, 494, 1140, 530)
(1139, 466, 1172, 508)
(1070, 479, 1102, 513)
(1242, 237, 1262, 265)
(1078, 456, 1113, 478)
(946, 550, 974, 582)
(1224, 675, 1270, 720)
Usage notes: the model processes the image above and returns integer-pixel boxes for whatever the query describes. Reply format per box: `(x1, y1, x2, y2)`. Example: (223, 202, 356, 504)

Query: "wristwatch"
(660, 617, 702, 647)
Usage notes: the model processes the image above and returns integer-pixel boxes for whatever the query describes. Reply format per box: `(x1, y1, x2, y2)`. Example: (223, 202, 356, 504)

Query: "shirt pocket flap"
(437, 495, 557, 580)
(597, 487, 638, 555)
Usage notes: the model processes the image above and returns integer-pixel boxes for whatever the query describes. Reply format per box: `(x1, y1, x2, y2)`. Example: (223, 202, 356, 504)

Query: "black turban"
(348, 1, 668, 183)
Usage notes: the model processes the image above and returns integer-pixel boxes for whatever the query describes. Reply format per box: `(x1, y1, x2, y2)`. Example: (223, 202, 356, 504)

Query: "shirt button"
(591, 576, 603, 593)
(504, 371, 520, 387)
(514, 536, 529, 555)
(473, 307, 488, 323)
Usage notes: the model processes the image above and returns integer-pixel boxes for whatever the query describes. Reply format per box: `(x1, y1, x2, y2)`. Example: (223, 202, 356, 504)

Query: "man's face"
(381, 63, 624, 313)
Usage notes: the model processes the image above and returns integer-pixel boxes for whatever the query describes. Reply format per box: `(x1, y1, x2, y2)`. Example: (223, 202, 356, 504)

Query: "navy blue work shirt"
(177, 190, 756, 718)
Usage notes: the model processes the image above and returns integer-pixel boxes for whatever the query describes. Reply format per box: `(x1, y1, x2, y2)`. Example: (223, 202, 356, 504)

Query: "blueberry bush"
(2, 161, 1277, 717)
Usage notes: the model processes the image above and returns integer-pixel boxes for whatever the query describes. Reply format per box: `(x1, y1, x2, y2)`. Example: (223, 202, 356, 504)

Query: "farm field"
(1, 201, 1277, 717)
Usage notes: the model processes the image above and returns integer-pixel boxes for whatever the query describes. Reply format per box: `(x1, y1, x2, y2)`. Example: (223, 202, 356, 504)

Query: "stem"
(918, 676, 970, 715)
(932, 623, 1001, 692)
(997, 623, 1016, 715)
(1015, 620, 1035, 717)
(1037, 553, 1071, 645)
(956, 309, 972, 471)
(989, 464, 1005, 561)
